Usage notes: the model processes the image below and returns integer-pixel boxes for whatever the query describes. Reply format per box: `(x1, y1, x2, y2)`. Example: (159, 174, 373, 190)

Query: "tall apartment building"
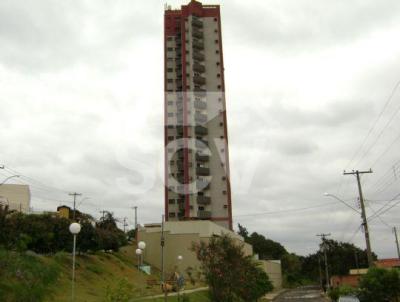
(164, 0, 232, 230)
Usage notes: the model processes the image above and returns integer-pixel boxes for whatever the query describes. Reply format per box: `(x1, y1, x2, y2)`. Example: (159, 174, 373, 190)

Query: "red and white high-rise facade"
(164, 0, 232, 230)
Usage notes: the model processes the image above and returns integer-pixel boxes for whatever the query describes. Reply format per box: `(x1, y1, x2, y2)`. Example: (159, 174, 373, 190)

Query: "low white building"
(0, 184, 31, 213)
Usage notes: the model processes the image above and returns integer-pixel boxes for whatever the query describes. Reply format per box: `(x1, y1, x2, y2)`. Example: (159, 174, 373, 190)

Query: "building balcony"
(196, 179, 210, 191)
(193, 63, 205, 73)
(191, 19, 203, 28)
(194, 99, 207, 110)
(194, 88, 206, 97)
(176, 126, 183, 136)
(197, 210, 211, 219)
(196, 166, 210, 176)
(192, 51, 205, 62)
(196, 153, 209, 162)
(197, 195, 211, 205)
(177, 101, 183, 110)
(195, 113, 207, 124)
(193, 76, 206, 86)
(192, 29, 203, 39)
(192, 40, 204, 50)
(195, 125, 208, 135)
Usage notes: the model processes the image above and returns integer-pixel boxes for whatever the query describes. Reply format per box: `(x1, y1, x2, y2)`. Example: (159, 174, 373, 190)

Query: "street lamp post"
(177, 255, 183, 302)
(138, 241, 146, 268)
(135, 248, 142, 270)
(69, 222, 81, 302)
(0, 175, 20, 186)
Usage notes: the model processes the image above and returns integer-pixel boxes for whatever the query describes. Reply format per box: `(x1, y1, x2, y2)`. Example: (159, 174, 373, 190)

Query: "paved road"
(273, 286, 329, 302)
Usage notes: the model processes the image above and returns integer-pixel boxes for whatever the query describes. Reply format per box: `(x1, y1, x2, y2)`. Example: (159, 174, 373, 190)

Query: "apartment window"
(221, 148, 225, 153)
(218, 97, 222, 102)
(168, 199, 175, 204)
(221, 163, 225, 167)
(167, 79, 173, 83)
(167, 68, 173, 72)
(167, 58, 173, 61)
(167, 47, 173, 51)
(168, 136, 174, 140)
(168, 113, 174, 117)
(214, 29, 218, 33)
(219, 122, 223, 127)
(214, 17, 217, 21)
(215, 39, 219, 43)
(168, 101, 173, 105)
(167, 125, 174, 129)
(190, 206, 193, 209)
(223, 205, 228, 209)
(167, 37, 173, 41)
(169, 212, 176, 218)
(216, 62, 220, 66)
(186, 50, 189, 54)
(222, 176, 226, 181)
(217, 85, 221, 89)
(217, 73, 221, 78)
(216, 50, 219, 54)
(220, 136, 224, 139)
(198, 206, 205, 211)
(222, 190, 227, 195)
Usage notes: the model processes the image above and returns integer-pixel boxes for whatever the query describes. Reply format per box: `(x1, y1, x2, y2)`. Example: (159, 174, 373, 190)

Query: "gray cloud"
(0, 0, 399, 258)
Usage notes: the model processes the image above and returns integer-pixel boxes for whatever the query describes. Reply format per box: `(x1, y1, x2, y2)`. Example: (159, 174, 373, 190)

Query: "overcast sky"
(1, 0, 400, 258)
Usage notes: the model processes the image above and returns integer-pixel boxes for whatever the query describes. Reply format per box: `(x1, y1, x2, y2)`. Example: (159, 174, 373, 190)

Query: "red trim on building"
(216, 7, 233, 230)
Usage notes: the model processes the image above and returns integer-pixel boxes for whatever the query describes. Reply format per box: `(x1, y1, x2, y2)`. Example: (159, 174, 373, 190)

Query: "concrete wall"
(0, 184, 30, 213)
(138, 221, 252, 275)
(260, 260, 282, 290)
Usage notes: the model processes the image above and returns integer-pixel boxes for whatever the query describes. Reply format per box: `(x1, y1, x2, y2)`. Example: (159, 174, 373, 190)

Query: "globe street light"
(69, 222, 81, 302)
(138, 241, 146, 268)
(135, 248, 142, 270)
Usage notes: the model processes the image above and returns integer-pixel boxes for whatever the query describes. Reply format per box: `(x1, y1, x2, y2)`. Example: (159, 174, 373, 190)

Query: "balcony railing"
(194, 100, 207, 110)
(193, 63, 205, 73)
(195, 125, 208, 135)
(195, 113, 207, 124)
(191, 19, 203, 28)
(197, 195, 211, 205)
(193, 51, 205, 62)
(193, 76, 206, 86)
(196, 153, 209, 162)
(196, 166, 210, 175)
(192, 29, 203, 39)
(196, 180, 210, 191)
(198, 210, 211, 219)
(192, 40, 204, 50)
(194, 88, 206, 97)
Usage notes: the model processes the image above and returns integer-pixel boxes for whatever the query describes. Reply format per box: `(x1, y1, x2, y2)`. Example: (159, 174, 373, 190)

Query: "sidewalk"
(263, 288, 287, 301)
(132, 286, 208, 301)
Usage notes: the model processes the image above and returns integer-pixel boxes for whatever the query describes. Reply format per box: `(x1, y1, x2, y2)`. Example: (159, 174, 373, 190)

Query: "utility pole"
(393, 227, 400, 259)
(69, 192, 82, 221)
(161, 214, 167, 302)
(123, 217, 128, 233)
(318, 256, 323, 290)
(344, 169, 374, 267)
(131, 206, 138, 239)
(99, 210, 106, 220)
(317, 233, 331, 291)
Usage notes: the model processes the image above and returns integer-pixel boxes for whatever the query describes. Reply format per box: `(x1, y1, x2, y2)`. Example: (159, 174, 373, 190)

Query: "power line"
(345, 79, 400, 170)
(234, 201, 339, 218)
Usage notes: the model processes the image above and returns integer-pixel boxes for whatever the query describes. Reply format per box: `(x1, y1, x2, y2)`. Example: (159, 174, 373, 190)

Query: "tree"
(358, 267, 400, 302)
(192, 234, 273, 302)
(237, 223, 249, 240)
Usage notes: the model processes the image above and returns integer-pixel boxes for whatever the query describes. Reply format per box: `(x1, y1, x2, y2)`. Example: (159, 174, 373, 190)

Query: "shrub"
(358, 267, 400, 302)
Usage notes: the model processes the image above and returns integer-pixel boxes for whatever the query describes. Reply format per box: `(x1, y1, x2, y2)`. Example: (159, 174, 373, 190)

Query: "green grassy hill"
(1, 244, 204, 302)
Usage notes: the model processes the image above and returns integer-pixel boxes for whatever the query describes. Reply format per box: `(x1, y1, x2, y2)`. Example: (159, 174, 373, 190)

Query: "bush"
(358, 267, 400, 302)
(192, 234, 273, 302)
